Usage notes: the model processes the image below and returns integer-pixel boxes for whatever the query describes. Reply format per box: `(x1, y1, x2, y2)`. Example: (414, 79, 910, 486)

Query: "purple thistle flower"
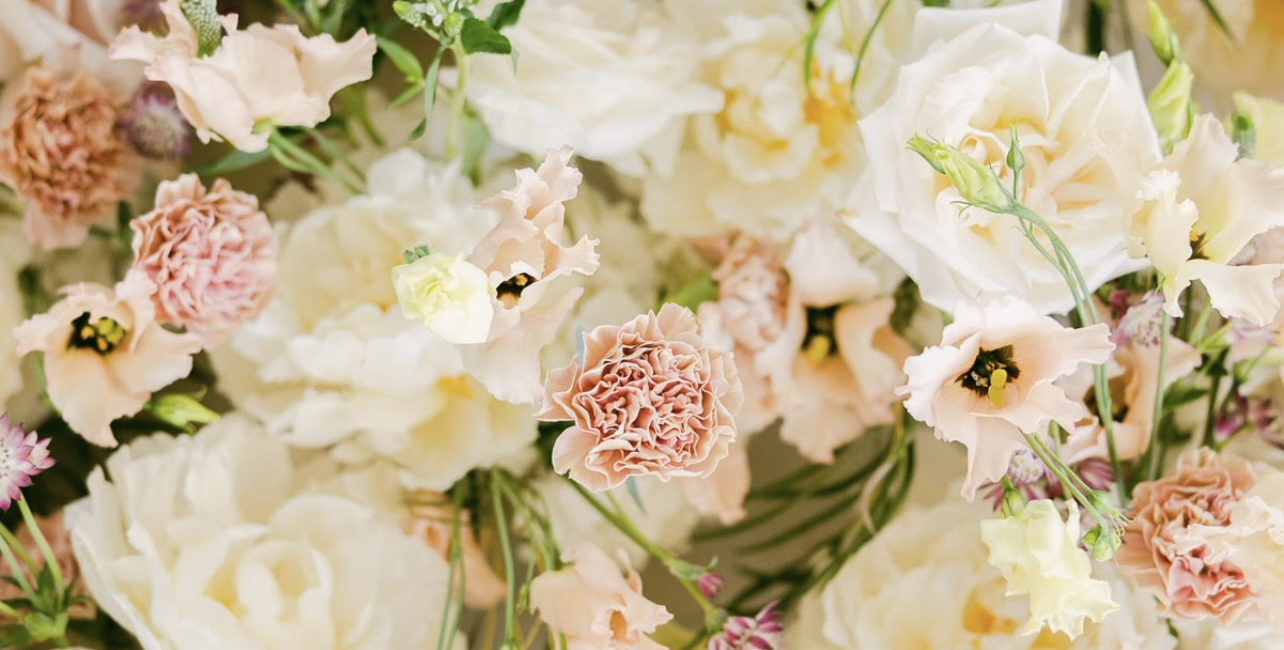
(708, 602, 783, 650)
(0, 414, 53, 511)
(119, 82, 193, 160)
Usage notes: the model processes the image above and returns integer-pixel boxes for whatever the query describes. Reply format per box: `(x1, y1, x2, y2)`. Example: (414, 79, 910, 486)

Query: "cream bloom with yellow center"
(392, 252, 493, 345)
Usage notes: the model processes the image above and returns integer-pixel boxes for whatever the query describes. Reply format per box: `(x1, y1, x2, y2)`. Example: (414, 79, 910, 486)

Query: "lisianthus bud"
(1148, 62, 1194, 154)
(907, 134, 1014, 212)
(1082, 524, 1122, 562)
(1146, 2, 1181, 65)
(391, 252, 494, 344)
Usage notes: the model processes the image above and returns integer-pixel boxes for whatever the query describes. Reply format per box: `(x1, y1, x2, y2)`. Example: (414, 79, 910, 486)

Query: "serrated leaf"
(486, 0, 527, 30)
(377, 35, 424, 83)
(460, 17, 512, 55)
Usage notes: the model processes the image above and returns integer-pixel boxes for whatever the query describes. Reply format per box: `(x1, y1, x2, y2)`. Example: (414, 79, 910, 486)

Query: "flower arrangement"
(1, 0, 1283, 649)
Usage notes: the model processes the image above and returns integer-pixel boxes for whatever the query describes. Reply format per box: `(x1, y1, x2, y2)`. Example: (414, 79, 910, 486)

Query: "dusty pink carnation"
(129, 173, 275, 348)
(1117, 448, 1259, 623)
(712, 236, 789, 354)
(0, 67, 135, 250)
(539, 303, 743, 492)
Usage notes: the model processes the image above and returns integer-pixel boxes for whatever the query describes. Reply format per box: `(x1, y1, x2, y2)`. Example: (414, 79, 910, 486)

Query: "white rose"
(212, 149, 535, 489)
(850, 0, 1159, 314)
(393, 252, 494, 344)
(65, 414, 463, 650)
(461, 0, 721, 176)
(788, 488, 1173, 650)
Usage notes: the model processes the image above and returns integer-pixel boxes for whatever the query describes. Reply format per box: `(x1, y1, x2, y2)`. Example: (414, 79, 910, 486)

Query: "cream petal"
(1185, 259, 1284, 327)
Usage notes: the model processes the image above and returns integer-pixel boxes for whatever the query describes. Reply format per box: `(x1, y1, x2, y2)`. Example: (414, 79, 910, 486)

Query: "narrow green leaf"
(194, 147, 273, 175)
(1198, 0, 1236, 42)
(486, 0, 527, 30)
(389, 82, 424, 108)
(424, 48, 445, 115)
(460, 17, 512, 55)
(377, 34, 424, 82)
(408, 117, 429, 141)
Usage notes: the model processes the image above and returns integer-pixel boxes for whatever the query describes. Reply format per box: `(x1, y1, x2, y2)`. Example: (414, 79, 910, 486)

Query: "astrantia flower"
(13, 272, 202, 447)
(118, 81, 192, 159)
(981, 499, 1119, 638)
(1116, 449, 1259, 624)
(0, 414, 52, 510)
(529, 544, 672, 650)
(900, 296, 1114, 498)
(1129, 114, 1284, 327)
(540, 303, 743, 492)
(0, 67, 135, 250)
(709, 602, 784, 650)
(463, 146, 600, 404)
(130, 173, 276, 348)
(110, 0, 376, 152)
(391, 252, 493, 345)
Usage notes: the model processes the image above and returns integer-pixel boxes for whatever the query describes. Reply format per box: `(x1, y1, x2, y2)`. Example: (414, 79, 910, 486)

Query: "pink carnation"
(1117, 448, 1259, 623)
(129, 174, 275, 348)
(539, 303, 743, 492)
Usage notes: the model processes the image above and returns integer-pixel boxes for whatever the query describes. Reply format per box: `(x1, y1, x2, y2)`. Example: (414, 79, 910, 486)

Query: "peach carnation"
(0, 67, 134, 250)
(539, 302, 743, 492)
(129, 173, 275, 348)
(1116, 448, 1259, 623)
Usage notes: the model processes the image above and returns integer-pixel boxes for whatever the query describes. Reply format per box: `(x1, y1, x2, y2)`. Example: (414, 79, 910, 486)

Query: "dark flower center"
(67, 312, 126, 354)
(958, 345, 1020, 397)
(802, 305, 839, 364)
(496, 272, 537, 305)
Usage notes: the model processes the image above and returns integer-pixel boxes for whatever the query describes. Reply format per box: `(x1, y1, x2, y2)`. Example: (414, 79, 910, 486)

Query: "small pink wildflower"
(708, 602, 783, 650)
(0, 414, 53, 511)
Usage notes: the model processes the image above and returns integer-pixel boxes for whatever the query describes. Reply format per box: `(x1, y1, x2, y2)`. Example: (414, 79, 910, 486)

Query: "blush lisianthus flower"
(0, 414, 52, 511)
(13, 272, 202, 447)
(110, 0, 375, 152)
(0, 67, 136, 250)
(529, 544, 672, 650)
(981, 499, 1119, 638)
(463, 146, 600, 404)
(900, 296, 1114, 499)
(391, 252, 493, 345)
(540, 302, 743, 492)
(1116, 448, 1259, 623)
(851, 0, 1158, 314)
(130, 173, 276, 348)
(1129, 114, 1284, 327)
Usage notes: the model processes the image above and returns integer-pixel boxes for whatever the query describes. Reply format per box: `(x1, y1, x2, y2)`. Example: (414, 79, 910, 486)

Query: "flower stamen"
(959, 345, 1020, 402)
(67, 313, 126, 354)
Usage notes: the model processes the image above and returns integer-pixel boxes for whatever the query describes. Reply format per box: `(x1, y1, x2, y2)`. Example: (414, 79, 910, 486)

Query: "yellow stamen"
(804, 335, 832, 367)
(987, 368, 1007, 407)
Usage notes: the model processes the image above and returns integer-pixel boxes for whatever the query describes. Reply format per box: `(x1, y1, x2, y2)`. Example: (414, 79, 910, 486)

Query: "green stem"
(0, 599, 19, 619)
(848, 0, 896, 99)
(299, 126, 365, 186)
(267, 129, 362, 194)
(490, 470, 518, 649)
(446, 44, 470, 161)
(1024, 432, 1118, 533)
(1145, 312, 1171, 483)
(18, 496, 63, 593)
(435, 490, 466, 650)
(0, 529, 34, 601)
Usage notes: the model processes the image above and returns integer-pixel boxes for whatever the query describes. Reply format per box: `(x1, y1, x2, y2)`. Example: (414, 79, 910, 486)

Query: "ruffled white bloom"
(211, 149, 536, 489)
(462, 0, 721, 175)
(981, 500, 1118, 637)
(65, 414, 462, 650)
(851, 0, 1158, 314)
(787, 488, 1173, 650)
(392, 252, 494, 344)
(1129, 114, 1284, 327)
(640, 0, 903, 240)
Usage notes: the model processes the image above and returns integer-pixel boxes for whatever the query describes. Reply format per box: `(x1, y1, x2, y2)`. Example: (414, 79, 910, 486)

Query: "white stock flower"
(462, 0, 721, 175)
(392, 252, 494, 344)
(65, 414, 462, 650)
(981, 500, 1118, 638)
(1129, 114, 1284, 327)
(851, 0, 1158, 314)
(211, 149, 535, 489)
(787, 489, 1173, 650)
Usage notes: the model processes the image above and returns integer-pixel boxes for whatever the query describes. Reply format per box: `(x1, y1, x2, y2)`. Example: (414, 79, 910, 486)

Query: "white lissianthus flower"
(787, 488, 1173, 650)
(392, 251, 494, 344)
(65, 414, 463, 650)
(1129, 114, 1284, 327)
(211, 149, 536, 489)
(851, 0, 1158, 314)
(981, 500, 1119, 638)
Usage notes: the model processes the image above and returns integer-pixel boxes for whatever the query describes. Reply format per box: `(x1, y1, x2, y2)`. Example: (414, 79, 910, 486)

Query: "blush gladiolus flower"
(109, 0, 376, 152)
(540, 303, 743, 492)
(130, 173, 275, 348)
(0, 67, 135, 250)
(463, 146, 600, 404)
(981, 499, 1119, 638)
(900, 296, 1114, 499)
(529, 544, 672, 650)
(0, 414, 53, 511)
(13, 272, 202, 447)
(1116, 448, 1259, 624)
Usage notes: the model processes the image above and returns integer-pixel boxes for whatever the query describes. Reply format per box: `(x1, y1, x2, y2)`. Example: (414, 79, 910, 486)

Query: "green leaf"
(661, 271, 717, 312)
(486, 0, 527, 30)
(377, 35, 424, 83)
(624, 478, 648, 516)
(460, 16, 512, 55)
(194, 147, 273, 175)
(423, 48, 445, 115)
(389, 82, 424, 108)
(1198, 0, 1236, 42)
(408, 117, 429, 141)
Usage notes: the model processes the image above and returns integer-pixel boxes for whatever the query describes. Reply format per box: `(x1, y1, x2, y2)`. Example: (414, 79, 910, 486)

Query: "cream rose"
(64, 414, 463, 650)
(462, 0, 721, 175)
(392, 252, 494, 345)
(851, 0, 1158, 314)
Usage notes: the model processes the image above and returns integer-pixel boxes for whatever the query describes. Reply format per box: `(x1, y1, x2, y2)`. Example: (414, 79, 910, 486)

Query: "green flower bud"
(1147, 2, 1181, 65)
(907, 134, 1015, 212)
(145, 393, 220, 432)
(1082, 524, 1122, 562)
(1148, 61, 1195, 154)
